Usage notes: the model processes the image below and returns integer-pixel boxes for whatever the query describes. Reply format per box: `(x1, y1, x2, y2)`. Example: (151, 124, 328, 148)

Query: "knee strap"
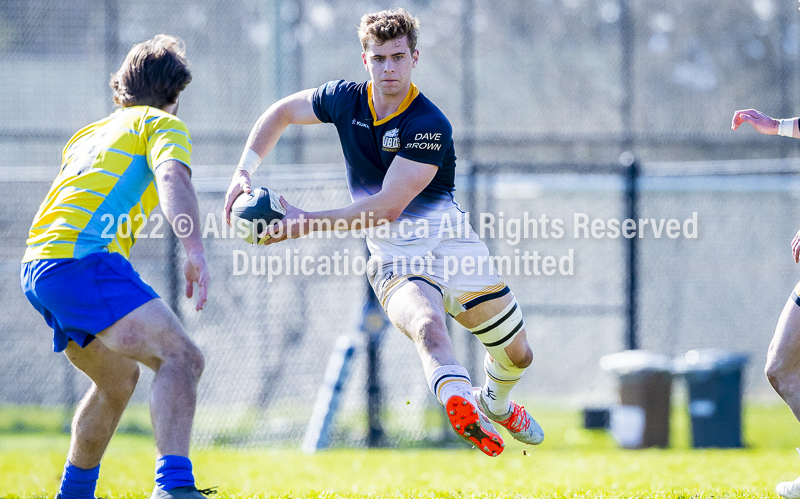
(468, 299, 524, 366)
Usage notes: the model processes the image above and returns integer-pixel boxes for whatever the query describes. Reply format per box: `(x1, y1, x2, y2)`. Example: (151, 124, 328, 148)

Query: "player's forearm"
(156, 163, 205, 255)
(763, 117, 796, 137)
(245, 89, 319, 160)
(245, 102, 293, 160)
(307, 193, 401, 232)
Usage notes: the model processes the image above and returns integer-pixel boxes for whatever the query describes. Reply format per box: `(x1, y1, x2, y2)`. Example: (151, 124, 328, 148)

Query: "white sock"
(482, 353, 525, 416)
(428, 365, 474, 406)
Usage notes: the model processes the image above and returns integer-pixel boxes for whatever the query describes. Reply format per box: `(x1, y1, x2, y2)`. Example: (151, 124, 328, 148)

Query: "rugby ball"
(230, 187, 286, 244)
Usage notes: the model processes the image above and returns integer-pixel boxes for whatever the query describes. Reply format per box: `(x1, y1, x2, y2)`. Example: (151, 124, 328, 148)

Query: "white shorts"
(367, 221, 509, 317)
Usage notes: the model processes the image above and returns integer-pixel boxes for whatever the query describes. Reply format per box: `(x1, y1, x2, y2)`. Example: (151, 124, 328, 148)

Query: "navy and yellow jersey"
(311, 79, 458, 217)
(22, 106, 192, 262)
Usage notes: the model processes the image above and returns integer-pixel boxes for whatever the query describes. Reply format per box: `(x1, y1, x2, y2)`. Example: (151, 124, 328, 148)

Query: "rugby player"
(732, 108, 800, 497)
(21, 35, 210, 499)
(224, 8, 543, 456)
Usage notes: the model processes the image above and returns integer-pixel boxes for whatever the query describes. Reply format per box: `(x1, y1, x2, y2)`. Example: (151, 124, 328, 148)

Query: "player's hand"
(184, 250, 209, 311)
(731, 109, 778, 135)
(260, 196, 310, 245)
(224, 170, 252, 226)
(792, 230, 800, 264)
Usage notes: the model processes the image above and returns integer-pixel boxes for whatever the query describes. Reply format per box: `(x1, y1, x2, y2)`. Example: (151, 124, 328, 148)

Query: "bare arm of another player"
(262, 156, 438, 245)
(731, 109, 799, 137)
(223, 89, 322, 224)
(792, 231, 800, 264)
(155, 160, 209, 311)
(733, 109, 800, 263)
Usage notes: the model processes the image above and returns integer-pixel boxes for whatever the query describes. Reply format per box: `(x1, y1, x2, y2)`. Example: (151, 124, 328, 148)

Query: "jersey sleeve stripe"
(32, 222, 82, 231)
(152, 158, 191, 173)
(153, 128, 191, 139)
(95, 169, 122, 179)
(107, 148, 135, 158)
(60, 203, 95, 215)
(161, 142, 190, 155)
(57, 186, 108, 198)
(27, 239, 76, 248)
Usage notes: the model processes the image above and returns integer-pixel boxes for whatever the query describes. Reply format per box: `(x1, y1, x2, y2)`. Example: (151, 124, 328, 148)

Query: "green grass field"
(2, 404, 800, 499)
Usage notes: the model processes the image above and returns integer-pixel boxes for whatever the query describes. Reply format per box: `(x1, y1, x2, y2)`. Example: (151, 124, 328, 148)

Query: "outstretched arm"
(732, 109, 798, 138)
(224, 88, 322, 224)
(261, 156, 438, 244)
(735, 109, 800, 263)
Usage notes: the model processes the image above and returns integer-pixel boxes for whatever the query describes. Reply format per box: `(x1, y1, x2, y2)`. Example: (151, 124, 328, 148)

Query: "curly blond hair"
(358, 8, 420, 52)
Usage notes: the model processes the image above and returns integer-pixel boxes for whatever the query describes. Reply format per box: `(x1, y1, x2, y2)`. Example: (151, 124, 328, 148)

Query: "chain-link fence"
(3, 0, 800, 448)
(3, 0, 800, 167)
(5, 160, 800, 447)
(469, 158, 800, 409)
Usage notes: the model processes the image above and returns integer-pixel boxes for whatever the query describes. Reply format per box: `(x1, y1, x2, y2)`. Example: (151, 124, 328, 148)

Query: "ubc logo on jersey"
(382, 128, 400, 152)
(405, 131, 443, 151)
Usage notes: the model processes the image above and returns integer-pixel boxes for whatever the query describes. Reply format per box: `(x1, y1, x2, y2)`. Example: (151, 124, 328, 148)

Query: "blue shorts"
(20, 252, 159, 353)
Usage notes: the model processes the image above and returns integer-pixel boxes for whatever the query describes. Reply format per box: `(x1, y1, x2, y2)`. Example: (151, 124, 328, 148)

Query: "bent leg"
(775, 304, 800, 496)
(455, 291, 532, 369)
(456, 292, 532, 413)
(766, 297, 800, 422)
(385, 280, 504, 456)
(64, 340, 141, 469)
(384, 280, 456, 378)
(95, 298, 205, 458)
(455, 292, 544, 445)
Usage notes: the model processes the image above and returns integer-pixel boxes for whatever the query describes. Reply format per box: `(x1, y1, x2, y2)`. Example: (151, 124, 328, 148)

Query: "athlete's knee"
(126, 363, 141, 394)
(174, 340, 204, 382)
(157, 326, 204, 382)
(765, 356, 785, 392)
(188, 343, 205, 380)
(410, 316, 449, 352)
(765, 354, 798, 397)
(469, 298, 526, 368)
(507, 345, 533, 369)
(97, 362, 140, 405)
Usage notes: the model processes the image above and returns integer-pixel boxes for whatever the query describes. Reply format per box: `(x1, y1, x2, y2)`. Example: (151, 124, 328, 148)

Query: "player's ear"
(362, 52, 369, 72)
(411, 49, 419, 68)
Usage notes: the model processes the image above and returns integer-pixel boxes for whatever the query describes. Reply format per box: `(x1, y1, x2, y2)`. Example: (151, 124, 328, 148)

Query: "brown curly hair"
(358, 8, 420, 52)
(109, 34, 192, 109)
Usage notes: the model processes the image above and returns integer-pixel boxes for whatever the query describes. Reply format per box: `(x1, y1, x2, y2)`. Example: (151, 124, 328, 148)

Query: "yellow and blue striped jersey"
(22, 106, 192, 262)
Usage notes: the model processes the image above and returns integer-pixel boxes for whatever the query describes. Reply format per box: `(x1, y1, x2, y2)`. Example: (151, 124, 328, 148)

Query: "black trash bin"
(600, 350, 673, 448)
(674, 349, 749, 448)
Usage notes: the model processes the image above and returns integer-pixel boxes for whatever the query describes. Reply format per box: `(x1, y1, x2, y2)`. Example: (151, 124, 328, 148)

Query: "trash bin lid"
(599, 350, 672, 375)
(673, 349, 749, 373)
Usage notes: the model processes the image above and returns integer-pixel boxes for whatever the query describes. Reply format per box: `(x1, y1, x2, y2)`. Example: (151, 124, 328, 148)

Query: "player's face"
(362, 36, 419, 97)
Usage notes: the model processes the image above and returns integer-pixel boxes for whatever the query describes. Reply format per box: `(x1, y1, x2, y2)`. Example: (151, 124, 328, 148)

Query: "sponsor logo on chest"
(382, 128, 400, 152)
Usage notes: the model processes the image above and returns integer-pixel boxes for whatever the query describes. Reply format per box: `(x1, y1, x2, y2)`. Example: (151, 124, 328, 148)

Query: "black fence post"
(62, 359, 76, 433)
(623, 154, 639, 350)
(167, 228, 182, 322)
(271, 0, 304, 164)
(619, 0, 634, 151)
(464, 161, 480, 377)
(103, 0, 119, 114)
(360, 283, 389, 447)
(460, 0, 480, 380)
(366, 329, 383, 447)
